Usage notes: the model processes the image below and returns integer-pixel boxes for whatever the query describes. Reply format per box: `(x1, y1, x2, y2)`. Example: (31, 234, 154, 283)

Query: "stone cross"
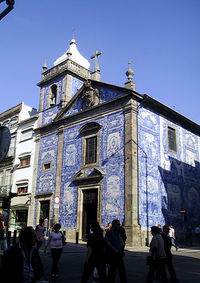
(90, 51, 102, 72)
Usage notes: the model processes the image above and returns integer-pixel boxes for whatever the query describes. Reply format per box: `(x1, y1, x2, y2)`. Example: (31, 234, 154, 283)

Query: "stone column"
(54, 127, 64, 223)
(64, 74, 73, 103)
(27, 136, 40, 226)
(124, 99, 141, 247)
(38, 87, 45, 127)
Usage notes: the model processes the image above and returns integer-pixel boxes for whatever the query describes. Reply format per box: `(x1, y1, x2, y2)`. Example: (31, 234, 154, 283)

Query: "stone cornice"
(0, 103, 23, 121)
(18, 114, 38, 126)
(37, 59, 90, 87)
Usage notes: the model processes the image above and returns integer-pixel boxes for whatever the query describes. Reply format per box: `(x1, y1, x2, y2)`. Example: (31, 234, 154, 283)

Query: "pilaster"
(54, 127, 64, 223)
(64, 74, 73, 103)
(124, 99, 141, 246)
(27, 136, 40, 226)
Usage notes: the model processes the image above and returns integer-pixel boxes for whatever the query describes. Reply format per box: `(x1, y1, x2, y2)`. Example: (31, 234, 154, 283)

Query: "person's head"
(151, 226, 161, 236)
(39, 218, 44, 225)
(112, 219, 121, 231)
(19, 226, 37, 249)
(53, 223, 61, 232)
(90, 222, 103, 234)
(163, 225, 169, 235)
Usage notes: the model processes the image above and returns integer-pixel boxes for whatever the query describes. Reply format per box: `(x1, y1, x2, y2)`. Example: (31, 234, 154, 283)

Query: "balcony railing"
(0, 186, 10, 196)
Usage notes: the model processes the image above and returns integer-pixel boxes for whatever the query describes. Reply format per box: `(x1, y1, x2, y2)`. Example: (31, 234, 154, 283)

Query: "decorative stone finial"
(126, 61, 134, 81)
(125, 61, 136, 90)
(42, 60, 47, 72)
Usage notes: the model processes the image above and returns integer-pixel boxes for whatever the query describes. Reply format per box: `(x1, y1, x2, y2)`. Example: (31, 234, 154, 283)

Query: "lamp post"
(0, 0, 15, 21)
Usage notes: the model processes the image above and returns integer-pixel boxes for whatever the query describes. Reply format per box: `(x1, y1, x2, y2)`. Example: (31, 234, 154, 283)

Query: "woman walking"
(44, 223, 66, 279)
(81, 222, 107, 283)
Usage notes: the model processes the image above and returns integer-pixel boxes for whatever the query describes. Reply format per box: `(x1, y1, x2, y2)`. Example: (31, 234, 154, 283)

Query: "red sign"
(180, 208, 186, 215)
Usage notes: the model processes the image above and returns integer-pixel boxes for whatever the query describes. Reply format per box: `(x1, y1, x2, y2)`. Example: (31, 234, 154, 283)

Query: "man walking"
(146, 226, 168, 283)
(105, 219, 127, 283)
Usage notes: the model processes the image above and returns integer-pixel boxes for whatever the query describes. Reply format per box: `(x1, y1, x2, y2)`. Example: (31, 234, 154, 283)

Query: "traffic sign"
(180, 208, 186, 215)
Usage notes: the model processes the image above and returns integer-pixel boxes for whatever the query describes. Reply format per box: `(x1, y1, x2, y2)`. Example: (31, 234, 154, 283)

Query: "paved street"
(1, 243, 200, 282)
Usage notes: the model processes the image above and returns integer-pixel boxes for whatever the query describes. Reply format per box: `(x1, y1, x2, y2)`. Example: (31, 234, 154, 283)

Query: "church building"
(29, 39, 200, 246)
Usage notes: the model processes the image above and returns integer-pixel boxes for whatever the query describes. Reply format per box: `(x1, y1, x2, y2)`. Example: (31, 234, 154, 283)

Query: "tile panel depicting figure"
(60, 110, 125, 230)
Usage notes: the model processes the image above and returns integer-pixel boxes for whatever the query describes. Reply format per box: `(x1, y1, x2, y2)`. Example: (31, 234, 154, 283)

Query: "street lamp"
(0, 0, 15, 21)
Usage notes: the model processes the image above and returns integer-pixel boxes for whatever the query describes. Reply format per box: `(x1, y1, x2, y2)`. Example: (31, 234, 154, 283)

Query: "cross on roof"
(90, 50, 102, 72)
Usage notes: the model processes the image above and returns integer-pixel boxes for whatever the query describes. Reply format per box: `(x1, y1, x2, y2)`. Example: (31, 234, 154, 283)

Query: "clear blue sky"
(1, 0, 200, 124)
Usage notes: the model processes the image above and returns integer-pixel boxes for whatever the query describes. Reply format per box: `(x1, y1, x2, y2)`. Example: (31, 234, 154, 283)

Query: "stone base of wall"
(125, 225, 142, 247)
(62, 228, 77, 242)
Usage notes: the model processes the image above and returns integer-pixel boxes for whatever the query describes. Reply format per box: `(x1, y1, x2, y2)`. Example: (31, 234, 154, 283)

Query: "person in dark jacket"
(0, 226, 43, 283)
(155, 226, 178, 282)
(81, 222, 107, 283)
(105, 219, 127, 283)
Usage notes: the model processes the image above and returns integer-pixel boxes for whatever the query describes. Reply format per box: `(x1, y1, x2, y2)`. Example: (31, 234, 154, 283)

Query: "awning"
(11, 195, 30, 208)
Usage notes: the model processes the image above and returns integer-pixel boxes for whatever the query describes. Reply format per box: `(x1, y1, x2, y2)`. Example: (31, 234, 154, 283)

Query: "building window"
(16, 210, 28, 222)
(19, 157, 30, 168)
(20, 129, 33, 141)
(0, 171, 3, 186)
(50, 84, 57, 106)
(17, 185, 28, 194)
(79, 122, 101, 167)
(3, 120, 10, 128)
(85, 136, 97, 164)
(10, 116, 18, 128)
(43, 162, 51, 171)
(5, 169, 11, 186)
(168, 126, 177, 152)
(7, 136, 16, 157)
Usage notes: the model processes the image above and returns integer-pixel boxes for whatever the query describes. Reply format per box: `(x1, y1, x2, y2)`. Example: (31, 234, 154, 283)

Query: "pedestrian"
(44, 223, 66, 279)
(156, 226, 178, 282)
(119, 222, 127, 247)
(194, 224, 200, 245)
(146, 226, 168, 283)
(44, 218, 48, 238)
(105, 219, 127, 283)
(169, 226, 178, 251)
(0, 215, 5, 250)
(0, 226, 44, 283)
(35, 218, 45, 250)
(81, 222, 107, 283)
(104, 222, 111, 232)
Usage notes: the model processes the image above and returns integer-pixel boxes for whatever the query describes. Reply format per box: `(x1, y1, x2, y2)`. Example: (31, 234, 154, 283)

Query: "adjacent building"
(0, 103, 37, 231)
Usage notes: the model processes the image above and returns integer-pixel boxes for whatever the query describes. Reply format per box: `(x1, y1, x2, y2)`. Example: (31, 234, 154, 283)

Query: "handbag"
(60, 231, 66, 246)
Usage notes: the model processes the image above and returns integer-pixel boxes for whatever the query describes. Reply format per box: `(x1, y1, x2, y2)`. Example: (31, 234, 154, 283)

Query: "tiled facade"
(138, 107, 200, 239)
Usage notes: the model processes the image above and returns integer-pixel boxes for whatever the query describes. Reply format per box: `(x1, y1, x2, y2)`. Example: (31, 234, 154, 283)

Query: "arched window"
(50, 84, 57, 106)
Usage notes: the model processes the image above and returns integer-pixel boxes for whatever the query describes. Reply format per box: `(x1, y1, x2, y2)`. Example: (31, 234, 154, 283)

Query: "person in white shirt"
(169, 226, 178, 251)
(44, 223, 66, 279)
